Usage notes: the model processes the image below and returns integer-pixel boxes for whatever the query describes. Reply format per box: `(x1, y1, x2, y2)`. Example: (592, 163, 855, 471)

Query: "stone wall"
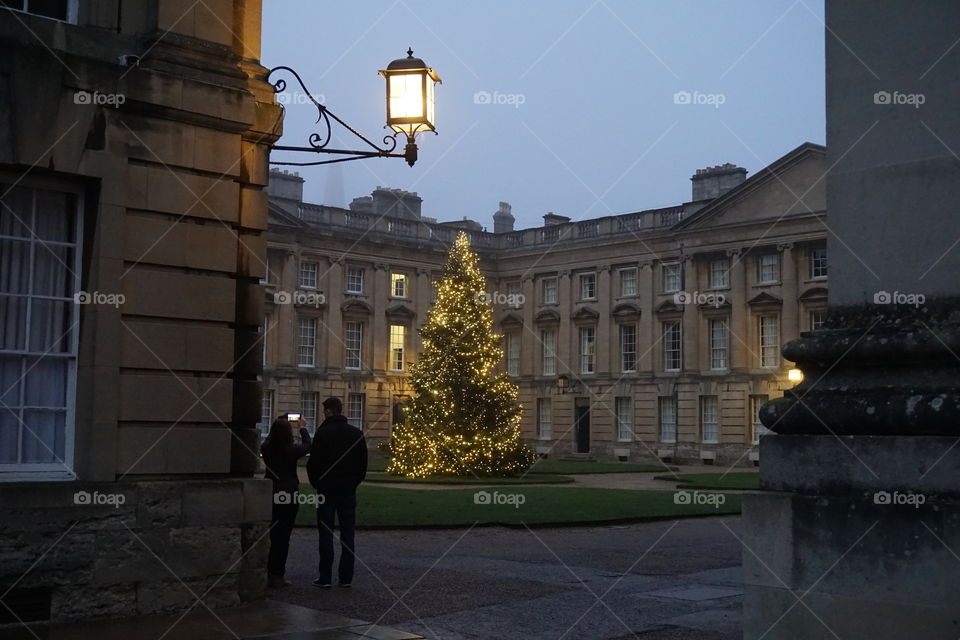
(0, 479, 271, 621)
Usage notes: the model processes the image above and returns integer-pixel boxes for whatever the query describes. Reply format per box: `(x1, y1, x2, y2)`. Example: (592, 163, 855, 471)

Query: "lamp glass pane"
(389, 72, 424, 120)
(425, 73, 435, 127)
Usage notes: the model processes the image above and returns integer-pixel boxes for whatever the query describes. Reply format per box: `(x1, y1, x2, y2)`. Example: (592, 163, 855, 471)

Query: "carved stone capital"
(777, 242, 795, 252)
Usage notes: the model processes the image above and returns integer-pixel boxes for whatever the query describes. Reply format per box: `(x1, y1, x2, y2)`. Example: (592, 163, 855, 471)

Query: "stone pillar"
(557, 270, 573, 374)
(742, 2, 960, 637)
(778, 243, 799, 347)
(637, 261, 655, 372)
(372, 263, 390, 373)
(325, 257, 344, 370)
(595, 264, 612, 374)
(520, 276, 536, 375)
(680, 255, 698, 374)
(727, 249, 747, 371)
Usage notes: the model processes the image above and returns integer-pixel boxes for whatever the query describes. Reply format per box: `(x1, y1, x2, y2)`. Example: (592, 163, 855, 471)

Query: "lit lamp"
(787, 368, 804, 384)
(267, 48, 441, 168)
(380, 48, 442, 166)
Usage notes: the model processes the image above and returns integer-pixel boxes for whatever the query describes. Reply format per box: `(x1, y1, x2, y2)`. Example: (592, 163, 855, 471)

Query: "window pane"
(0, 186, 31, 237)
(34, 189, 73, 240)
(32, 244, 74, 297)
(0, 355, 22, 407)
(0, 239, 31, 293)
(24, 357, 68, 407)
(30, 299, 72, 352)
(0, 296, 28, 350)
(0, 412, 18, 463)
(20, 410, 65, 463)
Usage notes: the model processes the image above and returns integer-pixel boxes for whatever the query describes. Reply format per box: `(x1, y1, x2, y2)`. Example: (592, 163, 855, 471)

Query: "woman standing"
(261, 415, 311, 587)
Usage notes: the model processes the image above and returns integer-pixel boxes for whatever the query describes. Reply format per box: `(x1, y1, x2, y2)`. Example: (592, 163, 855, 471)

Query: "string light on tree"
(383, 231, 536, 477)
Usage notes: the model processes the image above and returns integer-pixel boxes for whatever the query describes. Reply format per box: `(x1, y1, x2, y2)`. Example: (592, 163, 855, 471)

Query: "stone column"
(595, 264, 612, 374)
(726, 249, 747, 371)
(372, 263, 390, 373)
(557, 270, 573, 375)
(324, 257, 344, 370)
(414, 267, 431, 353)
(520, 276, 536, 375)
(637, 261, 655, 372)
(742, 3, 960, 638)
(680, 255, 698, 374)
(778, 242, 799, 347)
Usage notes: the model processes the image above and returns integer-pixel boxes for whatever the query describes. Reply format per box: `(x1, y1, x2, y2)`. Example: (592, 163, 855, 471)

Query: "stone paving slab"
(1, 600, 424, 640)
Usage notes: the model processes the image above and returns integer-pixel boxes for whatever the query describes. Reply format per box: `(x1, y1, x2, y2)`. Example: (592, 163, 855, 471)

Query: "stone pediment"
(747, 292, 783, 306)
(799, 286, 828, 301)
(341, 299, 372, 316)
(612, 302, 641, 320)
(571, 307, 599, 323)
(656, 300, 684, 313)
(385, 304, 416, 322)
(499, 312, 524, 327)
(535, 309, 561, 325)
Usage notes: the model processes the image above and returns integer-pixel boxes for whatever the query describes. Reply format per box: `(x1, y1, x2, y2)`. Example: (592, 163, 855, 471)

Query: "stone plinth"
(742, 435, 960, 639)
(0, 478, 272, 622)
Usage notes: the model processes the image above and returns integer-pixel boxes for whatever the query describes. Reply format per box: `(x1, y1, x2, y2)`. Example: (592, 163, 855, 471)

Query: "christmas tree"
(384, 231, 536, 477)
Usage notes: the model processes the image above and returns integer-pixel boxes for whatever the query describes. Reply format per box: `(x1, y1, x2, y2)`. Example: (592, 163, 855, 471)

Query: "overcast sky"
(261, 1, 825, 230)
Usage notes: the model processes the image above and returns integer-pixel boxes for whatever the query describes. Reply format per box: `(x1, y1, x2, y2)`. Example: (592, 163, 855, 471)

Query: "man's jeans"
(316, 493, 358, 584)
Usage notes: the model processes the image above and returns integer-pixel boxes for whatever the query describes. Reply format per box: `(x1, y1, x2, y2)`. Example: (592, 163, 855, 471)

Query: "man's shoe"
(339, 583, 352, 588)
(267, 575, 291, 588)
(312, 578, 332, 588)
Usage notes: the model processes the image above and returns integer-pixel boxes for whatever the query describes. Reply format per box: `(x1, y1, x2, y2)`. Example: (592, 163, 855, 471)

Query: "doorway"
(574, 397, 591, 453)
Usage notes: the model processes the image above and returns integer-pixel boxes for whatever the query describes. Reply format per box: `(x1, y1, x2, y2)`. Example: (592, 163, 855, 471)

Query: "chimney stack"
(690, 163, 747, 201)
(493, 201, 515, 233)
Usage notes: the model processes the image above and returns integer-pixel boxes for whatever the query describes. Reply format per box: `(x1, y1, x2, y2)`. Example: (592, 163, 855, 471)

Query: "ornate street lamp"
(268, 48, 441, 168)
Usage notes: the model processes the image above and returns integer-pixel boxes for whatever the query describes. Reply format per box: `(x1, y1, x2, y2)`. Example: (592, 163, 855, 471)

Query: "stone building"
(263, 142, 828, 466)
(0, 0, 278, 623)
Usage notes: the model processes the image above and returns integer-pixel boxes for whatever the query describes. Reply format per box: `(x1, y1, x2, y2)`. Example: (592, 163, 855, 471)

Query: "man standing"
(307, 397, 368, 588)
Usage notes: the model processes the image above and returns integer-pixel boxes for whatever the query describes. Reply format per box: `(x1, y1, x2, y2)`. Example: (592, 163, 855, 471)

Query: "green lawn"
(526, 459, 677, 475)
(294, 484, 740, 528)
(656, 472, 760, 490)
(364, 471, 574, 485)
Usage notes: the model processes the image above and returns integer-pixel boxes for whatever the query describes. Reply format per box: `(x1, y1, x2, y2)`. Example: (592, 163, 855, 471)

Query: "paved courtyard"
(272, 517, 744, 640)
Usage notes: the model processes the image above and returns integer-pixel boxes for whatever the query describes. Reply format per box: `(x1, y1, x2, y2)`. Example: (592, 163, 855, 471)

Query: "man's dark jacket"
(306, 414, 368, 495)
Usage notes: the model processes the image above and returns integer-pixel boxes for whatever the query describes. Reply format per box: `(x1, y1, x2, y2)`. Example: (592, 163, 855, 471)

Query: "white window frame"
(300, 391, 318, 434)
(260, 389, 274, 436)
(541, 277, 558, 304)
(701, 395, 719, 443)
(537, 397, 552, 439)
(347, 392, 365, 431)
(810, 310, 826, 331)
(619, 323, 637, 373)
(619, 268, 637, 297)
(506, 281, 522, 308)
(709, 318, 729, 370)
(662, 262, 682, 293)
(346, 267, 364, 294)
(541, 329, 556, 376)
(0, 179, 82, 480)
(810, 248, 828, 279)
(506, 333, 520, 376)
(579, 273, 596, 300)
(659, 397, 677, 443)
(751, 394, 770, 443)
(299, 260, 318, 289)
(759, 315, 780, 368)
(345, 321, 363, 370)
(389, 324, 406, 371)
(758, 254, 779, 284)
(615, 396, 633, 442)
(297, 317, 316, 367)
(662, 321, 682, 371)
(579, 326, 596, 374)
(391, 273, 407, 298)
(709, 258, 729, 289)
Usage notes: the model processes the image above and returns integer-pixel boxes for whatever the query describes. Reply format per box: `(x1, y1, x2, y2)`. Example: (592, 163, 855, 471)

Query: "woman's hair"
(267, 415, 293, 446)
